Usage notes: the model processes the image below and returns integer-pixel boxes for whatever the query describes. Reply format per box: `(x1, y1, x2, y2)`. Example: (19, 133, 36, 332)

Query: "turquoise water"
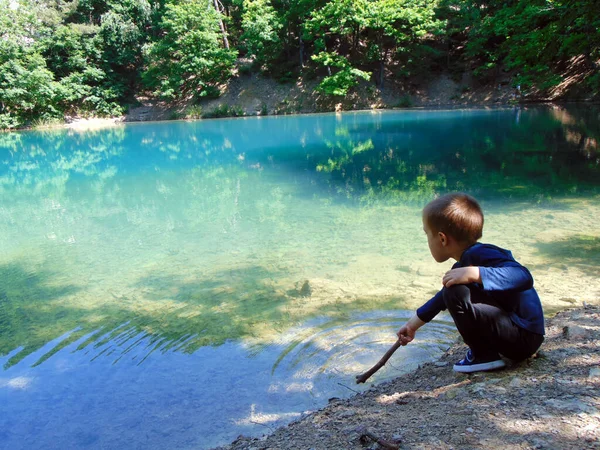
(1, 107, 599, 449)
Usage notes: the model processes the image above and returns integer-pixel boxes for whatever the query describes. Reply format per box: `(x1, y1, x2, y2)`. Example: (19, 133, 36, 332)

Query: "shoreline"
(4, 67, 599, 132)
(9, 99, 597, 134)
(216, 305, 600, 450)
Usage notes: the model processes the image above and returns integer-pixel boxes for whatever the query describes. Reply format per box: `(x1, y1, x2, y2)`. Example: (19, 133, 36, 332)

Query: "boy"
(397, 193, 545, 373)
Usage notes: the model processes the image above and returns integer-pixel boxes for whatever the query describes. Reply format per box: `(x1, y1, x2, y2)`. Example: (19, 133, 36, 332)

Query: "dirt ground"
(215, 305, 600, 450)
(124, 69, 525, 123)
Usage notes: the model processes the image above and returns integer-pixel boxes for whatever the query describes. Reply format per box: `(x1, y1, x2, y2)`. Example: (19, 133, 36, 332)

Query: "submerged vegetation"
(1, 0, 599, 128)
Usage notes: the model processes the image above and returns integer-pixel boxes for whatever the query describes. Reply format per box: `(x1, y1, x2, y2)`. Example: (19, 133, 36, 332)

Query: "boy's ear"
(438, 231, 448, 246)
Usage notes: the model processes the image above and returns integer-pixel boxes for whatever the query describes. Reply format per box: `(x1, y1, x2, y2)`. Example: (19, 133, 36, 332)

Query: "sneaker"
(453, 349, 506, 373)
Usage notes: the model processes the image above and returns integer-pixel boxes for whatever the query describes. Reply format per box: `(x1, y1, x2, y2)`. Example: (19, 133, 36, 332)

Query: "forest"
(1, 0, 599, 129)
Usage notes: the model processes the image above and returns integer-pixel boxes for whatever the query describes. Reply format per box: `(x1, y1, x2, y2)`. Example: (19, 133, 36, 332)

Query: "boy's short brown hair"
(423, 193, 484, 244)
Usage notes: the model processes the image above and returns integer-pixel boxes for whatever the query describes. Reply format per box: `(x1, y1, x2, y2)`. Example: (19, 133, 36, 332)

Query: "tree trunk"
(379, 48, 389, 89)
(377, 35, 387, 89)
(213, 0, 229, 49)
(299, 36, 305, 68)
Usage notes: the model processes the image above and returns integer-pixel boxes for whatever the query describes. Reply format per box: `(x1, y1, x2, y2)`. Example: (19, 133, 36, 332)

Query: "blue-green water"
(1, 107, 600, 449)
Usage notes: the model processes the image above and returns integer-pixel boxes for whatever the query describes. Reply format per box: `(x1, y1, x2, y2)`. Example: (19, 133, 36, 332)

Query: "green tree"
(97, 0, 152, 91)
(556, 0, 600, 93)
(0, 0, 61, 127)
(143, 0, 238, 99)
(40, 23, 124, 116)
(359, 0, 444, 86)
(0, 43, 60, 128)
(305, 0, 443, 92)
(272, 0, 328, 71)
(441, 0, 600, 94)
(240, 0, 283, 67)
(305, 0, 371, 94)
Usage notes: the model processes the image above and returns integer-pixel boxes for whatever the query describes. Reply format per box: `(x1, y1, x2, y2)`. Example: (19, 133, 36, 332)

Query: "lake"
(1, 106, 599, 449)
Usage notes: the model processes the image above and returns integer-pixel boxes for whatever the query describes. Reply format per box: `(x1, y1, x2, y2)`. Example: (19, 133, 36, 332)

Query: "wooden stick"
(355, 339, 403, 384)
(357, 427, 400, 450)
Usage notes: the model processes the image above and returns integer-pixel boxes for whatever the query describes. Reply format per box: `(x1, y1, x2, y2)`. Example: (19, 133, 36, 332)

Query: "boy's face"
(422, 217, 450, 263)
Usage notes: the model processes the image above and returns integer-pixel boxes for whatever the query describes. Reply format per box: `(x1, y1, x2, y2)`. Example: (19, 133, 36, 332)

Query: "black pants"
(443, 285, 544, 361)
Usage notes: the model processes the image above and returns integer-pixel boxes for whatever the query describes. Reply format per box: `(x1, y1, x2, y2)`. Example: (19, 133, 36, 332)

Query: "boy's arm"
(444, 264, 533, 292)
(443, 266, 480, 287)
(398, 289, 444, 340)
(447, 246, 534, 292)
(478, 265, 534, 291)
(396, 289, 445, 344)
(415, 289, 445, 322)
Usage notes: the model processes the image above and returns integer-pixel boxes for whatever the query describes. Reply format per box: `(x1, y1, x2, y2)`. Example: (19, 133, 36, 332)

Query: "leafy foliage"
(305, 0, 444, 91)
(1, 0, 598, 127)
(441, 0, 600, 92)
(0, 45, 59, 128)
(311, 52, 371, 96)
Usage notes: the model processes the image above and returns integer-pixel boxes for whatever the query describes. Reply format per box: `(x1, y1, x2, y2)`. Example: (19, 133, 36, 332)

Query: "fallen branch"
(355, 339, 402, 384)
(357, 427, 399, 450)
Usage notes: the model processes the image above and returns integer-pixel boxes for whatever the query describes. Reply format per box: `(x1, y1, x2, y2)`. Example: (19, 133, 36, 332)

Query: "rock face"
(216, 305, 600, 450)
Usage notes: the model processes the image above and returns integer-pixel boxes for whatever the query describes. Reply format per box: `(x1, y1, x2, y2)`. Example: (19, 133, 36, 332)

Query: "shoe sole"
(453, 359, 506, 373)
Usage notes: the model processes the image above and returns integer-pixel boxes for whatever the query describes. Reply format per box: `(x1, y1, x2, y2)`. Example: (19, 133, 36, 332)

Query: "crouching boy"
(397, 193, 545, 373)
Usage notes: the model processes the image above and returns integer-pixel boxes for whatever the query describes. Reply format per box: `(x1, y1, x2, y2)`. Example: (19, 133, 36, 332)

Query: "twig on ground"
(357, 427, 399, 450)
(337, 382, 360, 394)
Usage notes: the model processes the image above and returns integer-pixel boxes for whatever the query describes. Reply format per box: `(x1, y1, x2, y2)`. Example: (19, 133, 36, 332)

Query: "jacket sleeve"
(416, 289, 445, 323)
(479, 264, 534, 292)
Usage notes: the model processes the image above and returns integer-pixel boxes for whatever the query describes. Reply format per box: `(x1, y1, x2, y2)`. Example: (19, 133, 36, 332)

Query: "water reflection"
(2, 106, 599, 199)
(1, 106, 600, 370)
(0, 310, 455, 449)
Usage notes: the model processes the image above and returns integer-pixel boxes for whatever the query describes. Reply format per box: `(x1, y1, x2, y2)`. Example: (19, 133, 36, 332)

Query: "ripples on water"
(0, 106, 599, 449)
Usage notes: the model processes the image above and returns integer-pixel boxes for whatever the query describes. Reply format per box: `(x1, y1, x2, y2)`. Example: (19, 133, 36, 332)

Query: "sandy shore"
(64, 117, 125, 130)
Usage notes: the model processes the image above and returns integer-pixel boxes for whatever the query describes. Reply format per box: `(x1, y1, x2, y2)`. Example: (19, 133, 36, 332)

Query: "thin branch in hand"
(355, 339, 403, 384)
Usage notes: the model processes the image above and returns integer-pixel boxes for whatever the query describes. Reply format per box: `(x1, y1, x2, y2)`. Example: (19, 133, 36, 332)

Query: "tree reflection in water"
(0, 105, 599, 369)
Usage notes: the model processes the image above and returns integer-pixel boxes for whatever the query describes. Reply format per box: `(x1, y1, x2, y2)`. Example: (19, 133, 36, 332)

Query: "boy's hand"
(443, 266, 481, 287)
(396, 315, 425, 345)
(396, 323, 416, 345)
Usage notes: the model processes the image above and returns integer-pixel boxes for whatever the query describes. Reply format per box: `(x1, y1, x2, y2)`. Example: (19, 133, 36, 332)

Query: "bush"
(185, 105, 203, 119)
(198, 85, 222, 99)
(312, 52, 370, 97)
(203, 104, 245, 119)
(238, 63, 253, 76)
(0, 113, 21, 130)
(396, 95, 413, 108)
(168, 110, 184, 120)
(31, 117, 64, 129)
(586, 73, 600, 98)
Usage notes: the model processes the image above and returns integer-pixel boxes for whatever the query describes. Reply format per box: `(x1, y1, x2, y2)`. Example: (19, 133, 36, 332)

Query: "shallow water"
(0, 106, 599, 449)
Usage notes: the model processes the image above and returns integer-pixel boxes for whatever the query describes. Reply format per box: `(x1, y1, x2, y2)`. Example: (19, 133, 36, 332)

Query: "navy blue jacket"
(416, 243, 545, 335)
